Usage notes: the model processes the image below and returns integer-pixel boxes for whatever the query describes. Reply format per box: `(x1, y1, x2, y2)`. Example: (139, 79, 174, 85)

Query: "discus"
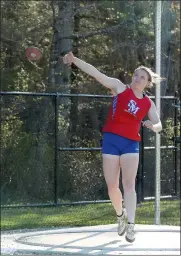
(25, 47, 42, 61)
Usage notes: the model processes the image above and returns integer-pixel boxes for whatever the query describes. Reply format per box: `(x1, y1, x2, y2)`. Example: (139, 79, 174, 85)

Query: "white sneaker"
(117, 211, 126, 236)
(125, 223, 135, 243)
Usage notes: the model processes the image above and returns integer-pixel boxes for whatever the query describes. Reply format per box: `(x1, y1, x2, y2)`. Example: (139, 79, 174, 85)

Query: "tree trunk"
(31, 0, 73, 198)
(48, 0, 73, 92)
(161, 1, 172, 96)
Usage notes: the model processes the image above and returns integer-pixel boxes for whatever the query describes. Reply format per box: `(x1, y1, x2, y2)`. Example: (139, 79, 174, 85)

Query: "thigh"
(102, 133, 120, 156)
(102, 154, 120, 187)
(120, 153, 139, 182)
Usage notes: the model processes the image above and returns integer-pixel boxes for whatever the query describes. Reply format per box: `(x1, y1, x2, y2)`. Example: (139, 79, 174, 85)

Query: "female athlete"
(63, 52, 162, 243)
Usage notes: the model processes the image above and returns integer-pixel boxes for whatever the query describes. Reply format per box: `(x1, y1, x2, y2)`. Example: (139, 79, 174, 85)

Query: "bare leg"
(103, 154, 123, 216)
(120, 153, 139, 223)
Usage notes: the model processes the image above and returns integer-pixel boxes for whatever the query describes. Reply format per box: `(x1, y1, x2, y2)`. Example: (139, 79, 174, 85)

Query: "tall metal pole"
(155, 1, 162, 225)
(155, 1, 161, 225)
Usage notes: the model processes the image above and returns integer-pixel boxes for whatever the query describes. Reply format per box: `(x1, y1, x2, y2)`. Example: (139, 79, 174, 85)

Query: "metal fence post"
(174, 92, 178, 196)
(141, 126, 144, 202)
(54, 93, 58, 205)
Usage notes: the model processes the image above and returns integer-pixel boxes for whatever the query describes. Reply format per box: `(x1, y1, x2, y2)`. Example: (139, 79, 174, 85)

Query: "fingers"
(142, 120, 153, 129)
(62, 52, 74, 65)
(146, 125, 153, 129)
(63, 56, 67, 64)
(63, 55, 70, 64)
(63, 56, 71, 65)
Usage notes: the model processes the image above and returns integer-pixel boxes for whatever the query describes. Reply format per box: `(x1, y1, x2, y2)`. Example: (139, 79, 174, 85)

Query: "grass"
(1, 200, 180, 231)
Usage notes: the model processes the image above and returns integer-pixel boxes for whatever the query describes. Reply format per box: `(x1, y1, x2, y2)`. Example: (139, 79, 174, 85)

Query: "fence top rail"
(0, 91, 177, 99)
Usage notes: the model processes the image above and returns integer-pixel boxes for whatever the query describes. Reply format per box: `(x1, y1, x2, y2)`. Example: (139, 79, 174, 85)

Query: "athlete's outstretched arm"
(63, 52, 125, 93)
(142, 100, 162, 133)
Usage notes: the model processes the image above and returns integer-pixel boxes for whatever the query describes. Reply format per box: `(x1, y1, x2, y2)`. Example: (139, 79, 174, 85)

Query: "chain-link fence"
(1, 91, 180, 230)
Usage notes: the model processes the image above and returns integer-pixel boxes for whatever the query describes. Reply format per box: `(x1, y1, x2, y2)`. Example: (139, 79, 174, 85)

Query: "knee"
(122, 179, 135, 193)
(107, 183, 119, 195)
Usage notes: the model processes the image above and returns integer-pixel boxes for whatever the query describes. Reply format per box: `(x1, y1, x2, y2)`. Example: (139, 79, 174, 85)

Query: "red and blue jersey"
(102, 87, 151, 141)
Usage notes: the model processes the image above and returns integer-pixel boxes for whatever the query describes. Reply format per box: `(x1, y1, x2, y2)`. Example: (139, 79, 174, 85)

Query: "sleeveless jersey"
(102, 87, 151, 141)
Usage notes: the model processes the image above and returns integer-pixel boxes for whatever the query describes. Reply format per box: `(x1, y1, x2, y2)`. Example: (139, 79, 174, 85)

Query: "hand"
(142, 120, 154, 130)
(63, 52, 74, 66)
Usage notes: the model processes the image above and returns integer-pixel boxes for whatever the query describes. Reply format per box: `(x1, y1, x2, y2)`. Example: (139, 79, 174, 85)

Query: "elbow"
(158, 126, 162, 133)
(153, 121, 162, 133)
(157, 122, 162, 133)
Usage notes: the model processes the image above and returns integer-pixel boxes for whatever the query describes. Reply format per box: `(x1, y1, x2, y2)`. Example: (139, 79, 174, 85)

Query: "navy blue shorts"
(102, 132, 139, 156)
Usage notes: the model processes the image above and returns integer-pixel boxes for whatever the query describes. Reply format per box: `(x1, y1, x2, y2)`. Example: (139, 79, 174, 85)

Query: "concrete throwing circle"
(2, 224, 180, 255)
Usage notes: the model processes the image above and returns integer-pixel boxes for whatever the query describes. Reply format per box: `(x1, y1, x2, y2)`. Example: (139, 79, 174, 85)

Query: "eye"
(141, 76, 145, 80)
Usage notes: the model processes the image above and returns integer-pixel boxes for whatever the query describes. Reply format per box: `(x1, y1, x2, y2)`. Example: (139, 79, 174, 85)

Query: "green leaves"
(1, 0, 180, 207)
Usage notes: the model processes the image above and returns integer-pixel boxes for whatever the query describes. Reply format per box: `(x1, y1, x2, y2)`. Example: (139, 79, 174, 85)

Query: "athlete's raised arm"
(63, 52, 125, 94)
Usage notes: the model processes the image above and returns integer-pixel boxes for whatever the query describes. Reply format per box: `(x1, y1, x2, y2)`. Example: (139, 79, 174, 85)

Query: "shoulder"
(142, 93, 152, 110)
(148, 98, 155, 106)
(116, 84, 130, 95)
(146, 98, 157, 113)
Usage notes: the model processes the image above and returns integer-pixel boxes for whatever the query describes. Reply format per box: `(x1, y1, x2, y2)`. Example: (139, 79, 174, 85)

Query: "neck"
(131, 88, 143, 99)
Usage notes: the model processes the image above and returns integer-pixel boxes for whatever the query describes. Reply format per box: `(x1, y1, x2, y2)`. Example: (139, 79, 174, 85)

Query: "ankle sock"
(117, 212, 124, 218)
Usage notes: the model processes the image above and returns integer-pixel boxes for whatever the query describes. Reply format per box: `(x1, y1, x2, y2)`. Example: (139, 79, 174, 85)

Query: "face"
(130, 69, 150, 91)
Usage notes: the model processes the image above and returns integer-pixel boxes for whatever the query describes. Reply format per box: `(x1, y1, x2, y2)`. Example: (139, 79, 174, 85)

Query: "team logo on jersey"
(127, 100, 140, 115)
